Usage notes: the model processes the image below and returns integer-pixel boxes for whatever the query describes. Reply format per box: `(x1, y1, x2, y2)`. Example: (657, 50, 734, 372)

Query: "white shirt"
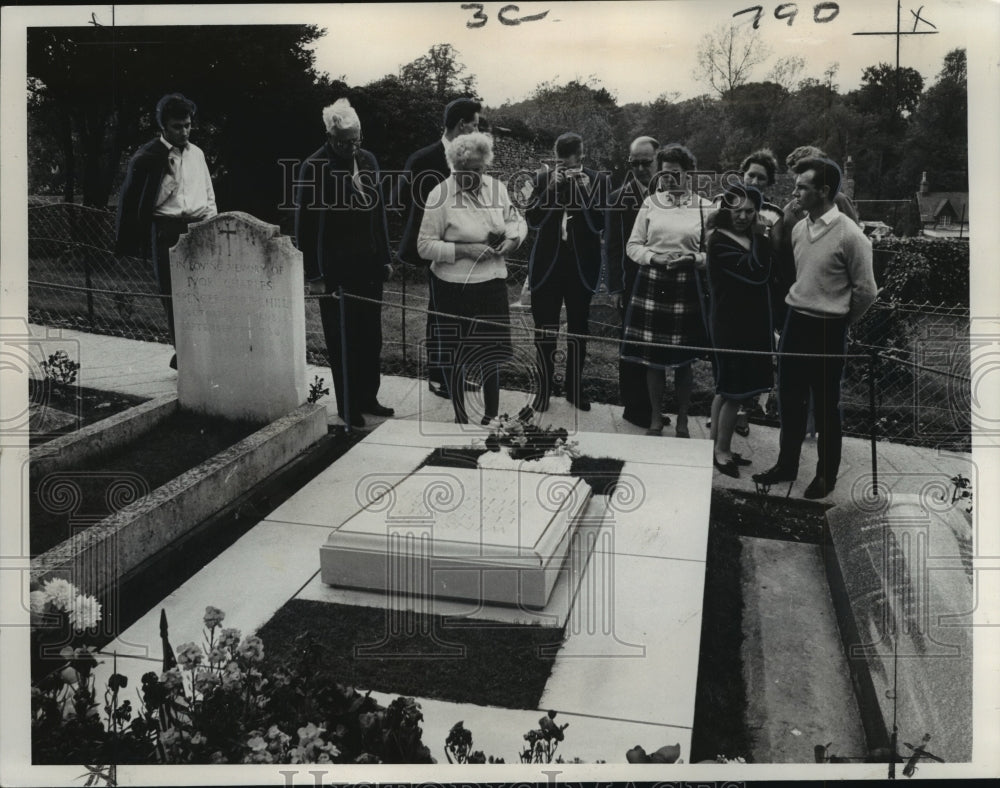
(418, 174, 527, 285)
(805, 203, 840, 241)
(154, 136, 217, 220)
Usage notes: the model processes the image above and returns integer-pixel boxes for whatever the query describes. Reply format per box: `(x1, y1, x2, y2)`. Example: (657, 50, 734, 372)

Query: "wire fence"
(26, 202, 971, 451)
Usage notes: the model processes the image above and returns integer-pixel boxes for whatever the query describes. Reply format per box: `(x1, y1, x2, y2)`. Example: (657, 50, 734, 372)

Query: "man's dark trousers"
(318, 279, 383, 420)
(151, 215, 196, 345)
(531, 239, 592, 402)
(775, 310, 848, 482)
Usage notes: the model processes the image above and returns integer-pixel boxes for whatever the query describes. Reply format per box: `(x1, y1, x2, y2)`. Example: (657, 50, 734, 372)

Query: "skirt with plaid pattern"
(620, 264, 708, 368)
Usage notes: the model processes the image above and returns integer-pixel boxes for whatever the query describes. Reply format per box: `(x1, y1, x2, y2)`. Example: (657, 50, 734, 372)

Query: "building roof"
(916, 191, 969, 224)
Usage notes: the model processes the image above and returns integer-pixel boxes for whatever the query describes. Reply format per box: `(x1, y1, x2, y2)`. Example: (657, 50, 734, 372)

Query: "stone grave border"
(29, 397, 327, 597)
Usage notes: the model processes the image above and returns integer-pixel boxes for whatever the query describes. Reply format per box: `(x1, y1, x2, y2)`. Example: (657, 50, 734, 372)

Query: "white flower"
(30, 590, 48, 616)
(42, 578, 76, 611)
(67, 593, 102, 631)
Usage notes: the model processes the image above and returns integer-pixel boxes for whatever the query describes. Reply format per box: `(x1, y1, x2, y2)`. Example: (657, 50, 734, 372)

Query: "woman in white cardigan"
(418, 132, 527, 424)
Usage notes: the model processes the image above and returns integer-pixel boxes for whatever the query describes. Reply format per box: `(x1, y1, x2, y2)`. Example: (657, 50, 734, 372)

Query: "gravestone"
(320, 466, 592, 609)
(824, 494, 972, 762)
(171, 212, 306, 423)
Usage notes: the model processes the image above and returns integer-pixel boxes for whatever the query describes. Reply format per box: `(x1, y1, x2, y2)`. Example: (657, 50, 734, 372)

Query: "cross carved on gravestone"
(218, 222, 237, 256)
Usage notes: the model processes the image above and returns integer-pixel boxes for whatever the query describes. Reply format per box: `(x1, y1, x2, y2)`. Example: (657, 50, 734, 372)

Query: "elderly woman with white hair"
(418, 132, 527, 424)
(294, 98, 394, 429)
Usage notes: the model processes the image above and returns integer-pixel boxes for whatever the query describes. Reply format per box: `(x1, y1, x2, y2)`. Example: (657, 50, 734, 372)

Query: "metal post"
(401, 269, 408, 368)
(870, 349, 880, 496)
(83, 255, 95, 328)
(338, 286, 351, 432)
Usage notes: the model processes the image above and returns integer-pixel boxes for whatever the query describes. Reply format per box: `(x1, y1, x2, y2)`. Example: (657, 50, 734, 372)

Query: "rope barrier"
(31, 277, 967, 370)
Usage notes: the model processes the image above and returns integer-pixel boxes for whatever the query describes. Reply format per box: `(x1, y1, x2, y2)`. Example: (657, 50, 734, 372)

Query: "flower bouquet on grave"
(478, 411, 580, 474)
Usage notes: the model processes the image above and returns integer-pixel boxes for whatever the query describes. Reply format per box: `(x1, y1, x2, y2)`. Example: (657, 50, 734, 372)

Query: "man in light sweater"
(753, 157, 877, 499)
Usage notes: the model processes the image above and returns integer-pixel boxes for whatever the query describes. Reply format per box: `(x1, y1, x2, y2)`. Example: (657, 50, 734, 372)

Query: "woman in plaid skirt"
(622, 144, 711, 437)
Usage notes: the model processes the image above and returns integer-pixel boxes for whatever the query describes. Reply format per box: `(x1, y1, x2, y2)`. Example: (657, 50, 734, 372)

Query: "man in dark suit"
(294, 99, 394, 429)
(396, 97, 482, 399)
(115, 93, 216, 370)
(605, 135, 668, 429)
(526, 132, 610, 411)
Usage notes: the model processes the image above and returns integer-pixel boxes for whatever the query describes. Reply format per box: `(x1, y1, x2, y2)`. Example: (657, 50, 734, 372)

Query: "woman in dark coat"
(706, 184, 773, 477)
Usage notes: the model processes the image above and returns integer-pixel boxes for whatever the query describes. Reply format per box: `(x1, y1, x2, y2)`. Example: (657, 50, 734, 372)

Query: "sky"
(303, 0, 985, 105)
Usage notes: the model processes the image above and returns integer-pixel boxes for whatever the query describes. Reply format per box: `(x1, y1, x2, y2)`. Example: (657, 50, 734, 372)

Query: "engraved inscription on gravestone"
(171, 212, 306, 422)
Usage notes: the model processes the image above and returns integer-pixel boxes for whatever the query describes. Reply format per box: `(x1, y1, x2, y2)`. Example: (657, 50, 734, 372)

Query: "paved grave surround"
(824, 493, 973, 762)
(91, 419, 712, 762)
(171, 211, 306, 422)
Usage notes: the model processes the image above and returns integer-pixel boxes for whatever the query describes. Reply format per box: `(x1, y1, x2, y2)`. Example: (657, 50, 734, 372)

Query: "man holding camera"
(525, 132, 609, 412)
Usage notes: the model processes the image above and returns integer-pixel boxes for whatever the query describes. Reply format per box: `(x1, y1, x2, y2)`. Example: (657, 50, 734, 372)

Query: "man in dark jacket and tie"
(526, 132, 610, 412)
(605, 135, 669, 429)
(396, 97, 482, 399)
(115, 93, 216, 370)
(294, 99, 394, 428)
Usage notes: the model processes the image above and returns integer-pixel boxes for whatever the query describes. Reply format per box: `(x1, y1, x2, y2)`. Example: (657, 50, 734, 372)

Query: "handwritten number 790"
(734, 2, 840, 29)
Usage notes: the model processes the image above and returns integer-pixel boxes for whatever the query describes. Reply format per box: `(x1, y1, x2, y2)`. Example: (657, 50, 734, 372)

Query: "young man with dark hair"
(526, 131, 610, 412)
(753, 157, 877, 499)
(396, 97, 482, 399)
(115, 93, 217, 370)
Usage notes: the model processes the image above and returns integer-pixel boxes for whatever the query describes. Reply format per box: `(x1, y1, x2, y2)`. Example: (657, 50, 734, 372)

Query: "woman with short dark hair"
(706, 184, 774, 477)
(621, 143, 711, 437)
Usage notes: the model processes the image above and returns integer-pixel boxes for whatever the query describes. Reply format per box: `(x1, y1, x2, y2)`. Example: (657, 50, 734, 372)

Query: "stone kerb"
(171, 212, 306, 423)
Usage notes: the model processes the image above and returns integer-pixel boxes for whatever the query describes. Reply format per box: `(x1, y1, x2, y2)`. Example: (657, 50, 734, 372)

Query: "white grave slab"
(320, 467, 592, 609)
(171, 211, 306, 422)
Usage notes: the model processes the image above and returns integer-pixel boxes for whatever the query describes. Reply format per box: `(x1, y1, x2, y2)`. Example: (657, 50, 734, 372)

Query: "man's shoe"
(568, 395, 591, 412)
(803, 476, 835, 499)
(752, 465, 797, 485)
(169, 353, 177, 370)
(345, 412, 365, 428)
(362, 402, 394, 417)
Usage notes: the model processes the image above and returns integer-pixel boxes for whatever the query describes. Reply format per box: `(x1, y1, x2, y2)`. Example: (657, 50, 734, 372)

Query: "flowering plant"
(30, 578, 103, 682)
(31, 606, 435, 765)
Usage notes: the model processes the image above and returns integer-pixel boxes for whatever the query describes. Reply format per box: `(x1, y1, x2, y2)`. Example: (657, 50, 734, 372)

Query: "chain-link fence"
(27, 202, 971, 451)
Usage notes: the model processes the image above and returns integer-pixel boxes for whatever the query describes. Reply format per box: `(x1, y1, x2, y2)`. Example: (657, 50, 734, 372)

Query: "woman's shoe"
(675, 425, 690, 438)
(645, 426, 663, 436)
(731, 453, 752, 466)
(713, 455, 740, 478)
(481, 415, 496, 426)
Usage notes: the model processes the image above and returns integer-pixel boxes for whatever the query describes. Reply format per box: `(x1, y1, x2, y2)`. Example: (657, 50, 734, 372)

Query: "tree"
(398, 43, 477, 100)
(896, 48, 968, 193)
(855, 62, 924, 117)
(693, 23, 772, 98)
(767, 55, 806, 92)
(27, 24, 328, 215)
(491, 78, 622, 169)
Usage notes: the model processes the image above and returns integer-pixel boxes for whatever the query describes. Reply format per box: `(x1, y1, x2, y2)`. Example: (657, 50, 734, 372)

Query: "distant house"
(916, 172, 969, 239)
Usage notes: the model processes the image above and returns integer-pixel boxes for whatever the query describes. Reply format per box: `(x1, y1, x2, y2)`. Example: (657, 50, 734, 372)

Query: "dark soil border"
(29, 410, 262, 556)
(256, 598, 564, 710)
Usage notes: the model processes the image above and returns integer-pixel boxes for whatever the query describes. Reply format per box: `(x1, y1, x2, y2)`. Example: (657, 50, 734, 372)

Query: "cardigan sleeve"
(625, 200, 655, 266)
(416, 183, 456, 264)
